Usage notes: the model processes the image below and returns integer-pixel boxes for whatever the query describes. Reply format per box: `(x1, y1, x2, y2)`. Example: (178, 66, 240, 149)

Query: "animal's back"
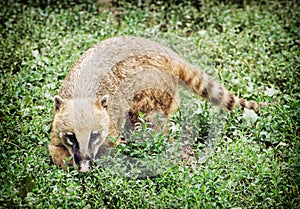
(58, 36, 185, 99)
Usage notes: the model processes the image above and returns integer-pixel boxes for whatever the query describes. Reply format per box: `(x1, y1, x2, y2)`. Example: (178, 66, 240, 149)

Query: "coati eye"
(65, 132, 75, 146)
(90, 130, 99, 143)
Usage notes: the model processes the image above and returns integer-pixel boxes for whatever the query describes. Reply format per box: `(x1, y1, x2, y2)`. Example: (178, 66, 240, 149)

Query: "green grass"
(1, 0, 299, 208)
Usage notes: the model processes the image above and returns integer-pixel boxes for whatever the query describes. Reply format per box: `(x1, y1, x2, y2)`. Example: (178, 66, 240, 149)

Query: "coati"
(50, 36, 264, 172)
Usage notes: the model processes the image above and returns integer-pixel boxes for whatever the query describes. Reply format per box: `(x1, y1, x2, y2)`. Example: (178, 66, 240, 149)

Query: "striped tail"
(176, 62, 265, 114)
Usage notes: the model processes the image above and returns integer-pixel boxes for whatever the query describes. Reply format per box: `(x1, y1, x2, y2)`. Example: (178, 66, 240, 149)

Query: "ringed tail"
(174, 61, 264, 114)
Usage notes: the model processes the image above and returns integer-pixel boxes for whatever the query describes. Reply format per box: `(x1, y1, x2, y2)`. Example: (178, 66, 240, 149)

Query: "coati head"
(52, 95, 109, 172)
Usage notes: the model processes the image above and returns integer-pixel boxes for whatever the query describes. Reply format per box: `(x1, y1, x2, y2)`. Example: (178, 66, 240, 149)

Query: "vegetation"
(1, 0, 299, 208)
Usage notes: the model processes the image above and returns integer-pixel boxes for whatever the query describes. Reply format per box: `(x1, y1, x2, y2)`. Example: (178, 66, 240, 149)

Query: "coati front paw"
(49, 144, 73, 170)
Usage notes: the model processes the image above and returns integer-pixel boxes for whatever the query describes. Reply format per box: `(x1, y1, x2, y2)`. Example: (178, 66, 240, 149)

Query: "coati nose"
(78, 160, 92, 172)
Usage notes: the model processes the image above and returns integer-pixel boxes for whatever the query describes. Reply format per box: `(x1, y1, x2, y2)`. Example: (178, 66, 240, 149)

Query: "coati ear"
(54, 95, 64, 112)
(99, 95, 109, 109)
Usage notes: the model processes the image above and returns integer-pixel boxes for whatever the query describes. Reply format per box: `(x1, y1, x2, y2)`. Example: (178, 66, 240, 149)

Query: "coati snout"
(65, 131, 93, 172)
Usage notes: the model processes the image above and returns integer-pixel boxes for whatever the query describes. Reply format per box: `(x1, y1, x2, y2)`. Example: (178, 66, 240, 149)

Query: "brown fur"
(49, 36, 264, 171)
